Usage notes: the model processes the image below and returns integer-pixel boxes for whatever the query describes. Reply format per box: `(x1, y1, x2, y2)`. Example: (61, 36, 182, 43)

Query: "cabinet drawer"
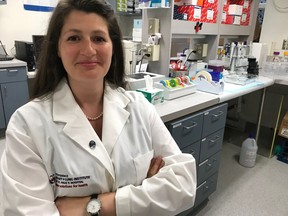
(181, 141, 200, 165)
(167, 112, 203, 149)
(194, 172, 218, 207)
(0, 67, 27, 83)
(200, 128, 224, 162)
(202, 103, 227, 137)
(198, 151, 221, 183)
(0, 92, 5, 129)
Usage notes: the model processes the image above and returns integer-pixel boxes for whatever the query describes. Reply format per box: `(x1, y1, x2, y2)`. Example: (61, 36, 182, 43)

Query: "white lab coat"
(1, 79, 197, 216)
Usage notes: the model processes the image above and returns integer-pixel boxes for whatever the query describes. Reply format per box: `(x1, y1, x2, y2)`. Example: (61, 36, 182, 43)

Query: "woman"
(1, 0, 197, 215)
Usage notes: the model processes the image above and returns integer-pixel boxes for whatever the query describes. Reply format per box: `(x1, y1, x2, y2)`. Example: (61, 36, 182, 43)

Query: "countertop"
(0, 59, 27, 68)
(155, 76, 275, 122)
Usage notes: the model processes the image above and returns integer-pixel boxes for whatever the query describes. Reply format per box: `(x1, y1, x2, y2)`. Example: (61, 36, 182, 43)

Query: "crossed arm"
(55, 156, 165, 216)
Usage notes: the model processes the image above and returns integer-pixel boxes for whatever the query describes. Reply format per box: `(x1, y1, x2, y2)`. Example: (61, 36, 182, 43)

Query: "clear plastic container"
(279, 51, 288, 74)
(272, 51, 281, 62)
(282, 51, 288, 62)
(271, 51, 282, 74)
(239, 133, 258, 168)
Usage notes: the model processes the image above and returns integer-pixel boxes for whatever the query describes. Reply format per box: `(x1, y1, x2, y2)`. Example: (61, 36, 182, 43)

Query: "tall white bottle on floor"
(239, 133, 258, 168)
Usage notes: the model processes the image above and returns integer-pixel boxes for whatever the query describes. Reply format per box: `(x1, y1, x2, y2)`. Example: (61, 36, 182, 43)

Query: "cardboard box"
(136, 88, 164, 105)
(279, 112, 288, 139)
(228, 4, 243, 16)
(226, 15, 241, 25)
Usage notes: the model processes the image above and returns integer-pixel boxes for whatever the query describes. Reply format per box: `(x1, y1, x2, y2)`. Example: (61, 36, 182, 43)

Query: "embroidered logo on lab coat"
(49, 173, 90, 188)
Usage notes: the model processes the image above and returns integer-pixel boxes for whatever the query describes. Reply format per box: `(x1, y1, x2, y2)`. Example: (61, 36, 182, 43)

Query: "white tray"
(154, 82, 197, 100)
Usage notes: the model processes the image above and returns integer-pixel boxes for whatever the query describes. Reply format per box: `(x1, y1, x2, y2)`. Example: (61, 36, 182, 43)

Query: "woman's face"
(58, 10, 113, 84)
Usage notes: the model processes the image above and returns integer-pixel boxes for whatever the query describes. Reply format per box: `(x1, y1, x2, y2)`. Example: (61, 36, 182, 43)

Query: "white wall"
(260, 0, 288, 55)
(0, 1, 52, 55)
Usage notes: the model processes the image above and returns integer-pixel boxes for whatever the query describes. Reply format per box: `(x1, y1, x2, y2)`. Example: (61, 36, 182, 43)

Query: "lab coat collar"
(52, 79, 130, 177)
(102, 83, 130, 156)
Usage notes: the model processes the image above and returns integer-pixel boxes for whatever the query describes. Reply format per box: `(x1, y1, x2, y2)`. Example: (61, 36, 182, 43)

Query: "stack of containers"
(208, 60, 224, 83)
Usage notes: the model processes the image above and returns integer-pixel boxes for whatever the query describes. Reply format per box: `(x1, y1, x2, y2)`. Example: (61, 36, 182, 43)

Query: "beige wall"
(260, 0, 288, 55)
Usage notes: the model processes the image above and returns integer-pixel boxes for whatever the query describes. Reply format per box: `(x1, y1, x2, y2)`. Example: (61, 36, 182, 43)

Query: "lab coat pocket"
(133, 150, 154, 185)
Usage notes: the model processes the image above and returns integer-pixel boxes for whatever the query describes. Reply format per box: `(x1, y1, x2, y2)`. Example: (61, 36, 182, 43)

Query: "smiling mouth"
(77, 61, 99, 67)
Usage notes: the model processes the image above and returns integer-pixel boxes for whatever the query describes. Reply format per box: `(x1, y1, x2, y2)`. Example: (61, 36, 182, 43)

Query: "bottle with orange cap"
(280, 51, 288, 74)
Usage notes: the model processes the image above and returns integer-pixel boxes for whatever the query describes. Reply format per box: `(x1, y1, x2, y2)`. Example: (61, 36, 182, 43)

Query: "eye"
(92, 36, 106, 43)
(67, 35, 80, 42)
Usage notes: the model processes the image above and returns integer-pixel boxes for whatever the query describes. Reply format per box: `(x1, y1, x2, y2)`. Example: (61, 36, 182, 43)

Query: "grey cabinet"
(0, 66, 29, 129)
(0, 93, 5, 128)
(167, 103, 228, 215)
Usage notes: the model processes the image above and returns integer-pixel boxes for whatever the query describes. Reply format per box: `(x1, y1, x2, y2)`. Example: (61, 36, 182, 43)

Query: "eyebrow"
(62, 29, 108, 35)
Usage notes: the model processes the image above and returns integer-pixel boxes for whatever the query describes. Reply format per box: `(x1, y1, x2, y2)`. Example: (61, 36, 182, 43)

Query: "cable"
(183, 49, 197, 66)
(137, 53, 147, 73)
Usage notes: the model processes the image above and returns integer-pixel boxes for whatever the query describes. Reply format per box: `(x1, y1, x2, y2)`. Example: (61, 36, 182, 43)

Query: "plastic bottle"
(239, 133, 258, 168)
(282, 51, 288, 62)
(279, 51, 288, 74)
(272, 51, 281, 62)
(272, 51, 281, 74)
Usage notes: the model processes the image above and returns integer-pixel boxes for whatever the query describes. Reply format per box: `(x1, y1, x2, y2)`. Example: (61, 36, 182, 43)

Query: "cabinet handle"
(0, 69, 7, 72)
(8, 69, 18, 73)
(197, 180, 207, 189)
(3, 86, 7, 97)
(183, 122, 197, 130)
(208, 135, 220, 146)
(206, 159, 217, 168)
(189, 150, 195, 155)
(212, 111, 223, 118)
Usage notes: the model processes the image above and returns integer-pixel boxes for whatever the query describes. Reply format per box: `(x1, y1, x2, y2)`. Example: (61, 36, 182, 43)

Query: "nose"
(80, 39, 96, 56)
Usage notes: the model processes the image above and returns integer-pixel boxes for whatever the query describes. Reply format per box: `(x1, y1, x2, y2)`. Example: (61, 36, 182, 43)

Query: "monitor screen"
(32, 35, 45, 68)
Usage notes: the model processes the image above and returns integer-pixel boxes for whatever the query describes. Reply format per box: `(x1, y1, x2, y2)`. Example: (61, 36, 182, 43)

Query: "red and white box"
(226, 15, 241, 25)
(228, 4, 243, 16)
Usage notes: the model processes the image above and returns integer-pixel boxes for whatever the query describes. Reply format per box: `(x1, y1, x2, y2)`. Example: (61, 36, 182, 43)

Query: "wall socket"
(282, 40, 288, 50)
(195, 43, 208, 57)
(148, 18, 160, 35)
(143, 44, 160, 61)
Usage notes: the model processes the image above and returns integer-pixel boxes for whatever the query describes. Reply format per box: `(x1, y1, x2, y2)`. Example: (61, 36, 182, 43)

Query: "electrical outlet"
(148, 18, 160, 35)
(195, 43, 208, 57)
(143, 44, 160, 61)
(282, 40, 288, 50)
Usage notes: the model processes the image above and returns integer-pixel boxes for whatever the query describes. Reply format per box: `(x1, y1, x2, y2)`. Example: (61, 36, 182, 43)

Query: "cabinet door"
(202, 103, 228, 137)
(0, 91, 5, 129)
(167, 112, 203, 149)
(1, 81, 29, 125)
(200, 128, 225, 162)
(181, 141, 200, 165)
(194, 172, 218, 208)
(198, 151, 221, 184)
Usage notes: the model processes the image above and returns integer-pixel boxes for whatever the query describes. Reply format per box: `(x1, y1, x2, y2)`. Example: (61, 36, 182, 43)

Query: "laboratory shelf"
(171, 20, 218, 35)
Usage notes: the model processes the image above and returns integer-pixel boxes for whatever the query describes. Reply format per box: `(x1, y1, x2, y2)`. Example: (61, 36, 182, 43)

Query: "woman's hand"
(147, 156, 165, 178)
(55, 193, 116, 216)
(55, 196, 90, 216)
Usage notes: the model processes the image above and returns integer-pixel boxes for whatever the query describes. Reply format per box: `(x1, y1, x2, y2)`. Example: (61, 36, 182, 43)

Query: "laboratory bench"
(0, 59, 277, 215)
(154, 75, 274, 216)
(155, 76, 274, 124)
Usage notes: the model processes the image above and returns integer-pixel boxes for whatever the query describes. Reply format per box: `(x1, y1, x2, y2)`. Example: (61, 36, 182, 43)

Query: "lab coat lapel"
(52, 80, 115, 177)
(102, 84, 130, 156)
